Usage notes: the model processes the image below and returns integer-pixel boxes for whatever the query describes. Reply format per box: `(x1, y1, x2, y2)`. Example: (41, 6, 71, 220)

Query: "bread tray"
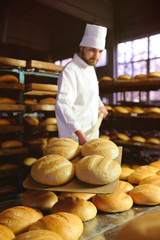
(23, 147, 122, 194)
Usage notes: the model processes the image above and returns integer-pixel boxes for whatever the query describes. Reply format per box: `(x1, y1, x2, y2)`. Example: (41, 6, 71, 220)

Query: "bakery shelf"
(0, 147, 28, 156)
(114, 139, 160, 150)
(26, 60, 63, 74)
(0, 57, 26, 69)
(0, 125, 24, 133)
(0, 104, 25, 112)
(24, 90, 57, 96)
(0, 83, 24, 90)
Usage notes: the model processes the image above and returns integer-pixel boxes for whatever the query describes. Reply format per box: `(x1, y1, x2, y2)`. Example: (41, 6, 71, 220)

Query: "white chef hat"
(80, 23, 107, 50)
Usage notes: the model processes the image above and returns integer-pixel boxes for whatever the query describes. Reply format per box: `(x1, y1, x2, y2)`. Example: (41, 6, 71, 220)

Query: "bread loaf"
(118, 180, 134, 193)
(139, 175, 160, 186)
(24, 99, 37, 105)
(134, 74, 147, 79)
(115, 210, 160, 240)
(23, 157, 38, 166)
(117, 74, 132, 80)
(43, 138, 80, 160)
(116, 133, 130, 141)
(0, 98, 16, 104)
(147, 137, 160, 144)
(0, 223, 15, 240)
(52, 197, 97, 221)
(60, 192, 96, 200)
(149, 160, 160, 169)
(13, 230, 63, 240)
(31, 154, 75, 186)
(75, 155, 121, 185)
(20, 190, 58, 211)
(129, 184, 160, 205)
(92, 190, 133, 212)
(114, 106, 130, 114)
(148, 107, 160, 114)
(1, 140, 23, 149)
(131, 136, 146, 143)
(81, 138, 119, 159)
(0, 74, 19, 83)
(0, 163, 19, 171)
(120, 165, 135, 180)
(131, 106, 145, 114)
(147, 71, 160, 78)
(24, 115, 39, 126)
(99, 76, 112, 81)
(0, 206, 43, 235)
(29, 212, 83, 240)
(39, 97, 56, 104)
(39, 118, 57, 126)
(0, 118, 11, 126)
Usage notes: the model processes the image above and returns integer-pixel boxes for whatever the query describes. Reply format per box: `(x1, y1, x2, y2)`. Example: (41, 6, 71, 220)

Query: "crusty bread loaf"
(39, 118, 57, 126)
(27, 137, 47, 146)
(20, 190, 58, 211)
(13, 229, 63, 240)
(120, 165, 135, 180)
(75, 155, 121, 185)
(60, 192, 96, 200)
(149, 160, 160, 169)
(116, 133, 130, 141)
(0, 118, 11, 126)
(1, 140, 23, 149)
(118, 180, 134, 193)
(29, 212, 83, 240)
(0, 98, 16, 104)
(147, 71, 160, 78)
(147, 137, 160, 144)
(99, 76, 112, 81)
(148, 107, 160, 114)
(0, 74, 19, 83)
(129, 184, 160, 205)
(117, 74, 132, 80)
(0, 223, 15, 240)
(0, 206, 43, 235)
(115, 210, 160, 240)
(92, 190, 133, 212)
(100, 134, 110, 140)
(39, 97, 56, 105)
(139, 175, 160, 186)
(105, 105, 112, 111)
(134, 74, 147, 79)
(131, 106, 145, 114)
(81, 138, 119, 159)
(31, 154, 75, 186)
(128, 165, 158, 184)
(52, 197, 97, 221)
(24, 115, 39, 126)
(131, 135, 146, 143)
(24, 99, 37, 105)
(23, 157, 38, 166)
(113, 106, 130, 114)
(43, 138, 80, 160)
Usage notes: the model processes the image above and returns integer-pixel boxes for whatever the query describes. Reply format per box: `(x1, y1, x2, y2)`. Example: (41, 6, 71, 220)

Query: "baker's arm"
(75, 129, 88, 145)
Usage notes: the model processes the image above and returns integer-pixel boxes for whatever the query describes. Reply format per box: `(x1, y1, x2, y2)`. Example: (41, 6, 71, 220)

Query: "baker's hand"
(75, 129, 88, 145)
(99, 106, 108, 118)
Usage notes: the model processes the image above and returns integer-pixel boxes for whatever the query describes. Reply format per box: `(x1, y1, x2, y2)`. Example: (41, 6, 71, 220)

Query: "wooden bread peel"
(89, 112, 104, 140)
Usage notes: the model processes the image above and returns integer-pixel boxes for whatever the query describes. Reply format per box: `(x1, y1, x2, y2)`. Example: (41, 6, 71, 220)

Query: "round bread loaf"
(39, 97, 56, 104)
(13, 230, 63, 240)
(60, 192, 96, 200)
(100, 76, 112, 81)
(131, 106, 145, 114)
(0, 118, 11, 126)
(105, 105, 112, 111)
(47, 137, 59, 144)
(115, 210, 160, 240)
(139, 175, 160, 186)
(118, 180, 134, 193)
(20, 190, 58, 211)
(116, 133, 130, 141)
(24, 99, 37, 105)
(131, 136, 146, 143)
(120, 165, 135, 180)
(31, 154, 75, 186)
(52, 197, 97, 221)
(29, 212, 83, 240)
(134, 74, 147, 79)
(128, 165, 158, 184)
(0, 206, 43, 235)
(149, 160, 160, 169)
(0, 98, 16, 104)
(43, 138, 80, 160)
(24, 116, 39, 126)
(92, 190, 133, 212)
(1, 140, 22, 149)
(147, 137, 160, 145)
(117, 74, 132, 80)
(129, 184, 160, 205)
(0, 223, 15, 240)
(39, 118, 57, 126)
(0, 74, 19, 83)
(148, 107, 160, 114)
(75, 155, 121, 185)
(100, 134, 110, 140)
(23, 157, 38, 166)
(81, 138, 119, 159)
(113, 106, 130, 113)
(147, 71, 160, 78)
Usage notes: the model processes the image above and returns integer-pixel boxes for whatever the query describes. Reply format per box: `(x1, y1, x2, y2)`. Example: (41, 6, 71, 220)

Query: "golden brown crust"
(0, 224, 15, 240)
(147, 71, 160, 78)
(139, 175, 160, 186)
(117, 74, 132, 80)
(118, 180, 134, 193)
(52, 197, 97, 221)
(0, 206, 43, 235)
(24, 99, 37, 105)
(116, 133, 130, 141)
(24, 116, 39, 126)
(131, 136, 146, 143)
(39, 118, 57, 126)
(120, 166, 135, 180)
(0, 74, 19, 83)
(59, 192, 96, 200)
(75, 155, 121, 185)
(0, 118, 11, 126)
(147, 137, 160, 144)
(43, 138, 80, 160)
(39, 98, 56, 104)
(92, 190, 133, 212)
(29, 212, 83, 240)
(99, 76, 112, 81)
(23, 157, 38, 166)
(0, 98, 16, 104)
(31, 154, 75, 186)
(12, 230, 63, 240)
(81, 138, 119, 159)
(1, 140, 23, 149)
(20, 190, 58, 211)
(134, 74, 147, 79)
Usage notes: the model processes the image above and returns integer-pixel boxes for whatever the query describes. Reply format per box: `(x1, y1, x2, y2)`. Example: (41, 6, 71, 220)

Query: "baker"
(55, 23, 108, 145)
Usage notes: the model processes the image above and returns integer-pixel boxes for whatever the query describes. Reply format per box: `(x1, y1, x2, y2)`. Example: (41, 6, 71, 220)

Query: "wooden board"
(23, 147, 122, 194)
(26, 83, 58, 92)
(0, 56, 26, 68)
(28, 104, 55, 112)
(24, 90, 57, 96)
(27, 60, 63, 72)
(0, 104, 25, 112)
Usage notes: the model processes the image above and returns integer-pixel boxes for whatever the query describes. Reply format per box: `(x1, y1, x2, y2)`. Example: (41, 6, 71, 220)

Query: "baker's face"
(79, 46, 103, 66)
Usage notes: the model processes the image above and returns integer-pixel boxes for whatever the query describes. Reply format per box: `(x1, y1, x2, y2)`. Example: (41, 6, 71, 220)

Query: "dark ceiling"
(0, 0, 112, 62)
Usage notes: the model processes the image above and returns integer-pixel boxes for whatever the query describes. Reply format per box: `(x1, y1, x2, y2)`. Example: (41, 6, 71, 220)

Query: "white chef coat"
(55, 53, 104, 142)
